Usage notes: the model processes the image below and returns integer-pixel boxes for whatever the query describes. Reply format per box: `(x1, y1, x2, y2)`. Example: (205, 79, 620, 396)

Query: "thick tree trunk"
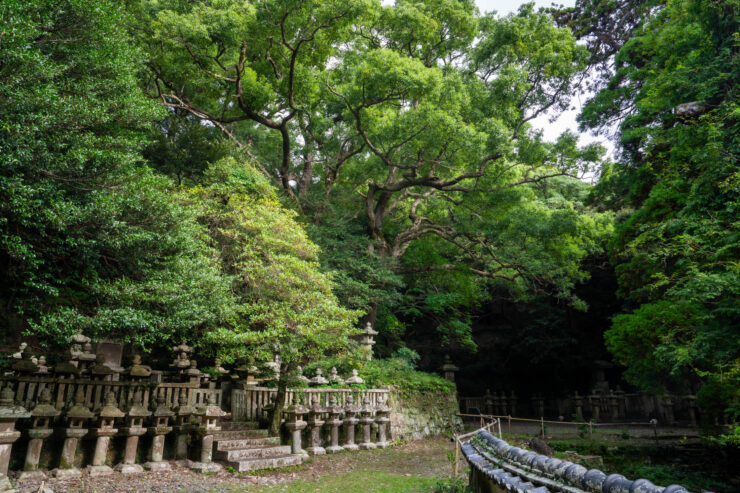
(268, 363, 290, 436)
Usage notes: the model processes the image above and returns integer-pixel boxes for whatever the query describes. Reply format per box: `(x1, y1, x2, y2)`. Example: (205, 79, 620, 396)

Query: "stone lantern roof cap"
(441, 355, 459, 372)
(375, 396, 391, 413)
(173, 342, 193, 354)
(362, 322, 378, 336)
(174, 392, 196, 415)
(0, 386, 30, 419)
(197, 394, 228, 418)
(30, 389, 61, 418)
(343, 394, 360, 413)
(360, 397, 375, 414)
(67, 389, 94, 419)
(91, 355, 115, 375)
(345, 369, 364, 385)
(125, 355, 152, 377)
(70, 333, 91, 345)
(325, 396, 343, 414)
(97, 392, 125, 419)
(12, 351, 39, 374)
(183, 360, 202, 377)
(126, 390, 151, 418)
(151, 396, 174, 418)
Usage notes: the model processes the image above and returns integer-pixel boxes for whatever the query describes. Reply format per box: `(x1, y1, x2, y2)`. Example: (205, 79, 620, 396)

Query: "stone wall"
(388, 385, 461, 441)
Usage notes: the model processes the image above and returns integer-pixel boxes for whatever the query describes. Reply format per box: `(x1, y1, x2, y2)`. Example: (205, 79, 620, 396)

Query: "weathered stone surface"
(527, 437, 552, 456)
(226, 454, 302, 472)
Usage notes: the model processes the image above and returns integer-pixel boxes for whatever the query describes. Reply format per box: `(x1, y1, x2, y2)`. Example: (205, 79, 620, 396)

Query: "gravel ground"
(11, 436, 456, 493)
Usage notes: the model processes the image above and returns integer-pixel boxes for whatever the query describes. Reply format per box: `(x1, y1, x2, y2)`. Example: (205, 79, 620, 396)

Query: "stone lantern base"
(115, 463, 144, 475)
(189, 461, 222, 474)
(52, 467, 82, 480)
(18, 470, 46, 482)
(88, 464, 114, 477)
(143, 460, 171, 472)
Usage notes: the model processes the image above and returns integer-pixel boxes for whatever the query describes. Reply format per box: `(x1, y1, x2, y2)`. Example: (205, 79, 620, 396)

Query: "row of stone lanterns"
(284, 393, 391, 457)
(0, 384, 230, 485)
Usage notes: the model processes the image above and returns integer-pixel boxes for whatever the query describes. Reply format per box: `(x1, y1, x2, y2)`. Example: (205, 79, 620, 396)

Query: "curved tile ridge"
(459, 430, 707, 493)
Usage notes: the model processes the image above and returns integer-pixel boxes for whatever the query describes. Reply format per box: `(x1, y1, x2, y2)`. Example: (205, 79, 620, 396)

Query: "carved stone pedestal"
(325, 397, 343, 454)
(358, 398, 376, 450)
(115, 427, 147, 474)
(306, 398, 326, 456)
(284, 396, 308, 458)
(53, 428, 88, 479)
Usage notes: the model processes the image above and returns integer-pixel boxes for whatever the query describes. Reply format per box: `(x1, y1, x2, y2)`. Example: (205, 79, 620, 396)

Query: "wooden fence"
(231, 386, 391, 422)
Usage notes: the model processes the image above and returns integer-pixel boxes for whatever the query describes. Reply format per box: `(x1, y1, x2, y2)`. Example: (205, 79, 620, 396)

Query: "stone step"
(214, 429, 270, 441)
(227, 454, 303, 472)
(216, 436, 282, 451)
(217, 445, 292, 461)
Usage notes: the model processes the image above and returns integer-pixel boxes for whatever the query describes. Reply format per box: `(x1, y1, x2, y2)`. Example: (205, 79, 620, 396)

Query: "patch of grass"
(247, 470, 439, 493)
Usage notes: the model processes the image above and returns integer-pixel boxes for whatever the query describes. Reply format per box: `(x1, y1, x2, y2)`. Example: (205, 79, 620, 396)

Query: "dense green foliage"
(2, 0, 737, 443)
(0, 0, 234, 347)
(131, 0, 611, 348)
(577, 0, 739, 424)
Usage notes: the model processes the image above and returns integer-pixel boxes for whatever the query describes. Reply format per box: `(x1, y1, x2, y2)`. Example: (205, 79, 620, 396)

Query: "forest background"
(1, 0, 737, 442)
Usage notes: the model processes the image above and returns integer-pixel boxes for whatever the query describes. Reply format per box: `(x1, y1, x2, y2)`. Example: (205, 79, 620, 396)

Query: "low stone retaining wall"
(461, 429, 711, 493)
(388, 386, 461, 440)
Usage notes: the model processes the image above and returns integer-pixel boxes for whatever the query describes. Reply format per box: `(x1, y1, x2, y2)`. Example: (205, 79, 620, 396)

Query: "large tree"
(133, 0, 611, 344)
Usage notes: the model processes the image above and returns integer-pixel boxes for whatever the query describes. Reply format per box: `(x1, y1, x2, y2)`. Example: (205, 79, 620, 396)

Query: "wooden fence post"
(454, 437, 460, 478)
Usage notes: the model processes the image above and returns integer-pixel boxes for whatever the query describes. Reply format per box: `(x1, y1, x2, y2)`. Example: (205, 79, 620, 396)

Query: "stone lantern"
(183, 360, 203, 385)
(52, 353, 81, 380)
(342, 394, 360, 451)
(306, 395, 326, 455)
(588, 391, 601, 421)
(359, 322, 378, 360)
(441, 355, 459, 382)
(170, 342, 193, 371)
(173, 389, 196, 462)
(54, 387, 94, 479)
(325, 396, 344, 454)
(358, 397, 376, 450)
(483, 389, 494, 415)
(11, 343, 27, 360)
(20, 388, 60, 481)
(90, 354, 115, 382)
(309, 368, 328, 386)
(345, 369, 363, 385)
(116, 389, 151, 475)
(509, 391, 518, 416)
(35, 356, 49, 375)
(573, 391, 584, 421)
(329, 367, 344, 385)
(76, 342, 97, 375)
(145, 394, 174, 471)
(124, 354, 152, 382)
(11, 350, 38, 376)
(374, 395, 391, 449)
(191, 393, 228, 473)
(295, 366, 310, 385)
(0, 385, 30, 490)
(609, 390, 619, 420)
(284, 394, 308, 457)
(89, 391, 125, 476)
